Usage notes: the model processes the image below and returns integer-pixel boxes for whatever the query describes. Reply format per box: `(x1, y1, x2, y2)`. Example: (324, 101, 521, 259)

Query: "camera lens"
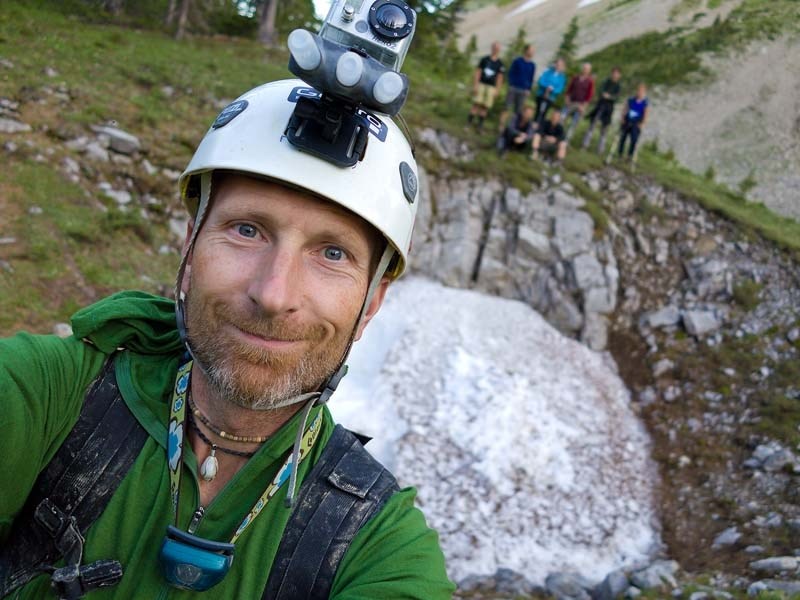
(376, 4, 407, 30)
(368, 1, 414, 41)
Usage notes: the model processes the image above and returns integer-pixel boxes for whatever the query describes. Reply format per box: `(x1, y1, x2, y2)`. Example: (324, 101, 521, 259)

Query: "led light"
(288, 29, 321, 71)
(373, 71, 404, 105)
(336, 52, 364, 87)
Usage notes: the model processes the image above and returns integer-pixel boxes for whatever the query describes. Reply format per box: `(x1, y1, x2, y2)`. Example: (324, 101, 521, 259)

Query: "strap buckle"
(51, 560, 123, 600)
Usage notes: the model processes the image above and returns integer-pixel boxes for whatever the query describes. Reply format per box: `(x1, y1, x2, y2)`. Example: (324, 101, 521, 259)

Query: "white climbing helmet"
(178, 78, 419, 279)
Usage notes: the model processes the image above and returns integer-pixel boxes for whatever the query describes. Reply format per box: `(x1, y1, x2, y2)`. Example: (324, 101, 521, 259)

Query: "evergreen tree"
(505, 26, 528, 65)
(554, 16, 579, 67)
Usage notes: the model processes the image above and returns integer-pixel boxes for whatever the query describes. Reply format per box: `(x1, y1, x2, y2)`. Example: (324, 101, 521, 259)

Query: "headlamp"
(159, 526, 235, 591)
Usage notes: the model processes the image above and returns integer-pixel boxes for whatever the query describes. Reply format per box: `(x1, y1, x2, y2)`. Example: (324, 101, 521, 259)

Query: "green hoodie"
(0, 292, 454, 599)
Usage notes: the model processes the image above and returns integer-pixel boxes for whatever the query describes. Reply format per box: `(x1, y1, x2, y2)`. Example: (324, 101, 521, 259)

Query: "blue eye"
(323, 247, 344, 261)
(237, 224, 257, 238)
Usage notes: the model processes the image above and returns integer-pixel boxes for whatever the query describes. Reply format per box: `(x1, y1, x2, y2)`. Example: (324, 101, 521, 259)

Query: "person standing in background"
(533, 58, 566, 127)
(582, 66, 622, 153)
(561, 62, 595, 140)
(498, 44, 536, 131)
(618, 82, 649, 160)
(467, 41, 505, 132)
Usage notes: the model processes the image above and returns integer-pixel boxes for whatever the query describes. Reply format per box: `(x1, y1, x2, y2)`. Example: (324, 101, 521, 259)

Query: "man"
(0, 79, 454, 598)
(533, 57, 567, 127)
(498, 43, 536, 131)
(582, 66, 622, 153)
(497, 105, 536, 155)
(618, 82, 649, 160)
(531, 109, 567, 164)
(561, 62, 595, 140)
(467, 41, 505, 132)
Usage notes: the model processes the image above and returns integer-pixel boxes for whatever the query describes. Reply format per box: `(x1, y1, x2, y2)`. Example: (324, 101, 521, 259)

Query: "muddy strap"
(0, 358, 148, 599)
(264, 424, 400, 599)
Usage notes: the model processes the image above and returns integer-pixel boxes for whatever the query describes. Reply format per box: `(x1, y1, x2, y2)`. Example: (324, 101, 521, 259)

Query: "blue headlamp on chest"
(159, 526, 235, 591)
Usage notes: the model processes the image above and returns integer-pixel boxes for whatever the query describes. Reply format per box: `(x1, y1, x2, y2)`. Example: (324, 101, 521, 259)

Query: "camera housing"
(319, 0, 416, 72)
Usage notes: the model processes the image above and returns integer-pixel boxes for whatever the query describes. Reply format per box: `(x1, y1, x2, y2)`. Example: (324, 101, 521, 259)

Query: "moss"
(732, 279, 763, 311)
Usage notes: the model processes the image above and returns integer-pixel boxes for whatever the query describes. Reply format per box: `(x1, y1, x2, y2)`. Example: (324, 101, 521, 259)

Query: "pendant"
(200, 446, 218, 482)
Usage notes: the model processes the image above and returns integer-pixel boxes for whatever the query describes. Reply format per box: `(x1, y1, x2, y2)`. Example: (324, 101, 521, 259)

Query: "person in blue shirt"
(618, 82, 649, 159)
(534, 58, 566, 126)
(498, 44, 536, 131)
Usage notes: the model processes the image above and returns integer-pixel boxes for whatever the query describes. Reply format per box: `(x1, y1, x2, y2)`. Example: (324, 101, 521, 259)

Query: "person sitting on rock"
(533, 58, 566, 127)
(618, 82, 649, 160)
(498, 44, 536, 131)
(561, 62, 595, 140)
(497, 105, 536, 156)
(582, 66, 622, 154)
(531, 110, 567, 163)
(467, 41, 505, 132)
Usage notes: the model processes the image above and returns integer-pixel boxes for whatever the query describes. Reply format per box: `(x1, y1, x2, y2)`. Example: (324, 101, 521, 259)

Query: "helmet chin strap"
(173, 171, 396, 506)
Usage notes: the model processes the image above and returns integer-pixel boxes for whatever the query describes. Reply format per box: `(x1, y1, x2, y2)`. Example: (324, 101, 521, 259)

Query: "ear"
(354, 278, 391, 341)
(179, 219, 196, 296)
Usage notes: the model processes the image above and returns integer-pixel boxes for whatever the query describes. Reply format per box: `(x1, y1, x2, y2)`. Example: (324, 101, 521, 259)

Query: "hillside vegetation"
(1, 0, 799, 337)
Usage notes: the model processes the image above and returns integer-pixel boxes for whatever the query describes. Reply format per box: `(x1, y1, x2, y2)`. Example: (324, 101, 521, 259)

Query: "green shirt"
(0, 292, 454, 599)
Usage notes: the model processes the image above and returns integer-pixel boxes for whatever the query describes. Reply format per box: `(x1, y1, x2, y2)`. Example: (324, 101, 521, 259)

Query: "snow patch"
(332, 277, 660, 584)
(507, 0, 551, 18)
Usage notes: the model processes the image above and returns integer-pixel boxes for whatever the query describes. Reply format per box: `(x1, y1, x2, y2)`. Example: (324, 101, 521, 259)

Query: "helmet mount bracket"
(285, 95, 370, 168)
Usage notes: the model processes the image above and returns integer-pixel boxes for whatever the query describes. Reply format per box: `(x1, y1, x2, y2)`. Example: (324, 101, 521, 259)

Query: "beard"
(184, 281, 355, 411)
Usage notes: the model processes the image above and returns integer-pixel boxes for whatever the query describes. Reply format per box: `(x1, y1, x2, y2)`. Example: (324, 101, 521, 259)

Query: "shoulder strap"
(264, 424, 400, 600)
(0, 357, 148, 598)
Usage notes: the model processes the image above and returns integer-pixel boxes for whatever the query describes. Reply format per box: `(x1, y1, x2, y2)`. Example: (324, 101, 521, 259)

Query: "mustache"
(213, 303, 327, 344)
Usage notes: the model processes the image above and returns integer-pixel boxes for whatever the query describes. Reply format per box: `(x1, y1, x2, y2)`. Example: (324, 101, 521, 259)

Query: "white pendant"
(200, 448, 218, 482)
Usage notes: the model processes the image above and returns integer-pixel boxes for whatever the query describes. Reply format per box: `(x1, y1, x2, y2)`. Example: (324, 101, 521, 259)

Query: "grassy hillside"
(1, 0, 799, 337)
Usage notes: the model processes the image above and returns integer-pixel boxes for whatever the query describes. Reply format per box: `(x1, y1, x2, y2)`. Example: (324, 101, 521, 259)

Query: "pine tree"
(554, 16, 579, 66)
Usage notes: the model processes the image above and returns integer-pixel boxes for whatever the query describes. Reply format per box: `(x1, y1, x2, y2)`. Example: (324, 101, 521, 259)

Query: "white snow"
(577, 0, 603, 8)
(507, 0, 551, 18)
(332, 277, 660, 585)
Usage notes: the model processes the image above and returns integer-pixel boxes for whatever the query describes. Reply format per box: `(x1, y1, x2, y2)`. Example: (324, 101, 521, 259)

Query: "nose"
(246, 244, 302, 317)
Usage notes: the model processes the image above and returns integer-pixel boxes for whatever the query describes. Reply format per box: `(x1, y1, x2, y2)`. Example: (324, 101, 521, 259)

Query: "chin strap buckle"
(317, 364, 349, 406)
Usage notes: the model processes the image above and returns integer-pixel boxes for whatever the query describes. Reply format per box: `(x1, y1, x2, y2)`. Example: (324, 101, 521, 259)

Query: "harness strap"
(264, 425, 400, 599)
(0, 357, 148, 598)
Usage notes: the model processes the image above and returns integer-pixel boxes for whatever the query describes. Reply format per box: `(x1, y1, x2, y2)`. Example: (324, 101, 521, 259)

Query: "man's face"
(611, 69, 621, 82)
(524, 45, 535, 60)
(491, 42, 501, 56)
(556, 59, 565, 72)
(581, 63, 591, 77)
(182, 174, 388, 410)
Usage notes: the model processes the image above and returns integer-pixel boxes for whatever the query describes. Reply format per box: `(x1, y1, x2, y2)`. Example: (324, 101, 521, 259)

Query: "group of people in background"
(467, 41, 650, 165)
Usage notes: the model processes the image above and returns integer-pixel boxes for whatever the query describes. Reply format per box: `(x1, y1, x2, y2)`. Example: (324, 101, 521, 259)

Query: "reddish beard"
(184, 284, 353, 410)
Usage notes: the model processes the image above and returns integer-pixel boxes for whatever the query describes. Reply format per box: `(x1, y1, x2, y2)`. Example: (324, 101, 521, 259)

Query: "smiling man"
(0, 80, 454, 599)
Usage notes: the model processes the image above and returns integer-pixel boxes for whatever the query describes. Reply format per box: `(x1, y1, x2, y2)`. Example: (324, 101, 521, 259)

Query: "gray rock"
(645, 306, 681, 328)
(749, 556, 799, 572)
(551, 188, 585, 209)
(744, 545, 765, 555)
(141, 158, 159, 176)
(625, 587, 641, 599)
(0, 236, 16, 245)
(517, 226, 552, 263)
(752, 443, 780, 463)
(65, 136, 89, 151)
(581, 312, 608, 351)
(594, 569, 629, 600)
(748, 579, 800, 596)
(654, 239, 669, 265)
(101, 187, 132, 205)
(85, 141, 109, 162)
(711, 526, 741, 548)
(52, 323, 73, 338)
(169, 218, 189, 240)
(554, 212, 594, 259)
(44, 65, 58, 77)
(62, 156, 81, 174)
(0, 58, 14, 69)
(788, 328, 800, 343)
(583, 287, 615, 315)
(652, 358, 675, 378)
(639, 387, 657, 406)
(762, 449, 797, 472)
(546, 284, 584, 333)
(689, 593, 708, 600)
(664, 386, 681, 402)
(0, 117, 31, 133)
(94, 126, 141, 155)
(634, 227, 651, 256)
(28, 206, 43, 216)
(545, 572, 592, 600)
(612, 190, 635, 213)
(573, 253, 606, 291)
(163, 168, 181, 181)
(630, 560, 679, 589)
(3, 140, 18, 153)
(683, 310, 722, 336)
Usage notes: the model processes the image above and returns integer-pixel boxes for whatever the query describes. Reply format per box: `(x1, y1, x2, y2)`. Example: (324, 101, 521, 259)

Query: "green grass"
(583, 0, 800, 94)
(635, 149, 800, 254)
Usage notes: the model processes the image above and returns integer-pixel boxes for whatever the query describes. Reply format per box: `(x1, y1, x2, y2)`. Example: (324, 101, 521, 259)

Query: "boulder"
(0, 117, 31, 133)
(683, 310, 722, 336)
(545, 572, 592, 600)
(554, 212, 594, 259)
(95, 126, 141, 155)
(749, 556, 799, 573)
(584, 287, 616, 315)
(711, 526, 741, 548)
(644, 306, 681, 329)
(581, 312, 608, 350)
(517, 226, 553, 263)
(594, 569, 629, 600)
(630, 560, 679, 590)
(572, 253, 606, 291)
